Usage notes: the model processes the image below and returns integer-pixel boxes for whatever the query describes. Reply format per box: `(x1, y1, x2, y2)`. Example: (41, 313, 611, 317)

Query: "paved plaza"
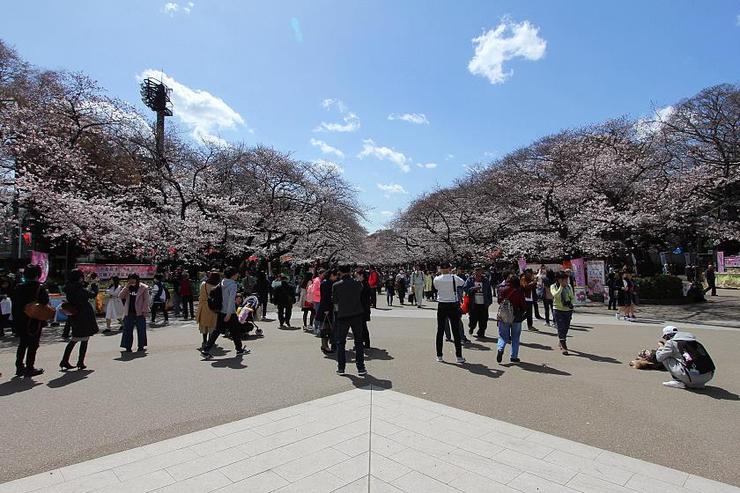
(1, 297, 739, 492)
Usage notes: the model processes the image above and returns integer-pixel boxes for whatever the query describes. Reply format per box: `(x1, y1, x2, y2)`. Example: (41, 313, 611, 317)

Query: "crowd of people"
(0, 260, 718, 390)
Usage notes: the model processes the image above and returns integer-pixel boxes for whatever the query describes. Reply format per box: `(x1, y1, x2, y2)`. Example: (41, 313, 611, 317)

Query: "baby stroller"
(237, 295, 262, 338)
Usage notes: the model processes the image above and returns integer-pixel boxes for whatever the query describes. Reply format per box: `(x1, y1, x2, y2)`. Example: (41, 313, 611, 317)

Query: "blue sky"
(3, 1, 739, 231)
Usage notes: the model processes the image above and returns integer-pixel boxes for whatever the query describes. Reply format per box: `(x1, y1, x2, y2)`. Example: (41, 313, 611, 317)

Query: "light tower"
(139, 77, 172, 161)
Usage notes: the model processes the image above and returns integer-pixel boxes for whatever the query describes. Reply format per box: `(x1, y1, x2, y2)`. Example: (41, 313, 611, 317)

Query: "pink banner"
(76, 263, 157, 280)
(30, 251, 49, 282)
(724, 256, 740, 268)
(717, 251, 725, 273)
(571, 258, 586, 287)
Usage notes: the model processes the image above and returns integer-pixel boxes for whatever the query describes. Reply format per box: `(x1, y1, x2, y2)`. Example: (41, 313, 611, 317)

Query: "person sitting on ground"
(655, 326, 715, 389)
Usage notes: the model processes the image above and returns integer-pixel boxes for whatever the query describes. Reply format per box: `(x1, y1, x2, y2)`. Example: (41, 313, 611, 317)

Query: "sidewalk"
(2, 387, 738, 493)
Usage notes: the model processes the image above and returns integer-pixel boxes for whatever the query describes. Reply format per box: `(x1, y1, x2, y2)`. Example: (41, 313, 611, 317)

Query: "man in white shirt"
(433, 262, 465, 364)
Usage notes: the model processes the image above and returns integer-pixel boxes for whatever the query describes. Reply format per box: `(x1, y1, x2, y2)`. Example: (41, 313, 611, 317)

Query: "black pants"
(335, 314, 365, 370)
(16, 324, 42, 370)
(468, 303, 489, 336)
(525, 301, 537, 328)
(181, 295, 194, 318)
(151, 302, 168, 323)
(437, 303, 463, 358)
(258, 293, 268, 318)
(204, 313, 242, 353)
(608, 290, 617, 310)
(277, 303, 292, 326)
(398, 290, 406, 304)
(543, 299, 553, 324)
(361, 320, 370, 348)
(302, 307, 315, 327)
(370, 289, 377, 308)
(704, 282, 717, 296)
(62, 320, 71, 338)
(61, 340, 88, 366)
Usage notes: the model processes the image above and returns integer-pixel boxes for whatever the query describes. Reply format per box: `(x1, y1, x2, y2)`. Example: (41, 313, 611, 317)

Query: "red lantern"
(22, 232, 32, 246)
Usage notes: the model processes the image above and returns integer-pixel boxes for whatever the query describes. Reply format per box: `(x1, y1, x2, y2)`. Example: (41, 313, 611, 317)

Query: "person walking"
(318, 270, 337, 353)
(104, 276, 124, 333)
(273, 274, 296, 328)
(201, 267, 248, 358)
(551, 271, 575, 355)
(367, 267, 379, 309)
(119, 274, 150, 353)
(332, 265, 367, 375)
(542, 269, 555, 327)
(309, 269, 324, 335)
(196, 271, 220, 351)
(433, 262, 465, 364)
(464, 266, 492, 338)
(411, 266, 426, 308)
(396, 272, 407, 305)
(60, 269, 98, 370)
(255, 271, 270, 319)
(12, 264, 50, 377)
(520, 269, 540, 331)
(299, 276, 315, 331)
(169, 269, 182, 318)
(357, 267, 372, 349)
(384, 277, 395, 306)
(424, 271, 433, 301)
(606, 269, 619, 311)
(496, 274, 527, 363)
(150, 274, 170, 326)
(179, 272, 194, 319)
(704, 264, 717, 297)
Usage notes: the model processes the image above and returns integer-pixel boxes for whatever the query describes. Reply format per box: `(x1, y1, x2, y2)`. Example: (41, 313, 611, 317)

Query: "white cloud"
(446, 154, 455, 160)
(468, 18, 547, 84)
(388, 112, 429, 125)
(416, 162, 437, 169)
(358, 139, 411, 173)
(380, 210, 394, 216)
(736, 14, 740, 26)
(162, 1, 194, 16)
(313, 159, 345, 174)
(635, 105, 675, 138)
(137, 69, 245, 144)
(483, 150, 496, 158)
(377, 183, 408, 194)
(314, 98, 360, 133)
(310, 138, 344, 159)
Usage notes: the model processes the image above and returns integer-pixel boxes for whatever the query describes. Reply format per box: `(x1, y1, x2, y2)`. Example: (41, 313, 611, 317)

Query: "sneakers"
(336, 368, 345, 375)
(235, 348, 251, 355)
(436, 356, 444, 362)
(615, 313, 621, 320)
(25, 368, 44, 377)
(358, 368, 368, 376)
(510, 357, 520, 363)
(496, 349, 503, 363)
(663, 380, 686, 389)
(456, 356, 466, 364)
(200, 351, 213, 360)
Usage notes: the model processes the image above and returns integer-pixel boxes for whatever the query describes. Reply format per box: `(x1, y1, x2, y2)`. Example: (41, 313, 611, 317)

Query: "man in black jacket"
(332, 265, 367, 376)
(11, 264, 49, 377)
(273, 275, 296, 327)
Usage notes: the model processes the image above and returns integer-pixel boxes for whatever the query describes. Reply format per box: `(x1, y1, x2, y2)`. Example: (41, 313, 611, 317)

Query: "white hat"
(662, 326, 678, 337)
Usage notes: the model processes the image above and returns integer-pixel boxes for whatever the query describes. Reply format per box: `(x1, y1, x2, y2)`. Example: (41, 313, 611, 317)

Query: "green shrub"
(635, 275, 683, 300)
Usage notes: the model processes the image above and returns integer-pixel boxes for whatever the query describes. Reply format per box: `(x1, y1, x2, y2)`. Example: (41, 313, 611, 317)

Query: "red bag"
(460, 294, 471, 314)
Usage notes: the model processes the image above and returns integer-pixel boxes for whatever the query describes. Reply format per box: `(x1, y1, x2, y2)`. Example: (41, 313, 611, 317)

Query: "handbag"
(60, 302, 79, 316)
(460, 294, 471, 314)
(24, 285, 56, 321)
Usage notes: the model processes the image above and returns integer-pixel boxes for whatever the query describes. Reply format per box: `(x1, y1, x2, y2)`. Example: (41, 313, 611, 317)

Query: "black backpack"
(207, 285, 223, 311)
(676, 339, 715, 375)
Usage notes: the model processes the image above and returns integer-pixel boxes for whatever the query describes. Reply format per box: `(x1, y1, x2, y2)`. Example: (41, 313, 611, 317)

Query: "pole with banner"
(717, 251, 725, 273)
(30, 250, 49, 282)
(571, 258, 588, 305)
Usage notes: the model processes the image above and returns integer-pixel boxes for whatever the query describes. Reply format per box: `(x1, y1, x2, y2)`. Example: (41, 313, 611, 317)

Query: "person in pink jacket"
(119, 273, 151, 352)
(309, 270, 324, 335)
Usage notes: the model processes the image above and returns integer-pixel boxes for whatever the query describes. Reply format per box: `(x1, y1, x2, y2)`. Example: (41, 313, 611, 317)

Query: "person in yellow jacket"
(196, 271, 220, 351)
(551, 271, 575, 355)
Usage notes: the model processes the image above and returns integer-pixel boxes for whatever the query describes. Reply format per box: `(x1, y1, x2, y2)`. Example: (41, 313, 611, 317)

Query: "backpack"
(207, 285, 223, 311)
(676, 339, 715, 376)
(497, 298, 514, 324)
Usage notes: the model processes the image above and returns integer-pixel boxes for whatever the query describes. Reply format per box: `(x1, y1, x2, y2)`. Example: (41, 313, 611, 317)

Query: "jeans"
(277, 303, 292, 326)
(497, 320, 522, 358)
(468, 303, 489, 336)
(16, 322, 42, 370)
(121, 315, 147, 350)
(172, 292, 181, 317)
(335, 314, 365, 370)
(313, 302, 322, 332)
(437, 302, 463, 358)
(543, 299, 553, 324)
(204, 313, 242, 352)
(151, 302, 168, 323)
(181, 295, 194, 318)
(553, 309, 573, 343)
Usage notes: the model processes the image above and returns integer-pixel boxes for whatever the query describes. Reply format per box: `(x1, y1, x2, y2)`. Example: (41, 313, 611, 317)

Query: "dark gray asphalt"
(1, 304, 739, 486)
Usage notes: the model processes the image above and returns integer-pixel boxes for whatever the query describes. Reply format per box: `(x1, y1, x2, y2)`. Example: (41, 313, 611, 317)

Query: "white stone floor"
(1, 387, 738, 493)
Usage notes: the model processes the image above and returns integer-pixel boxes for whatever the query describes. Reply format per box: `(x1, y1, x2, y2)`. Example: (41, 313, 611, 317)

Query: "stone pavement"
(2, 387, 738, 493)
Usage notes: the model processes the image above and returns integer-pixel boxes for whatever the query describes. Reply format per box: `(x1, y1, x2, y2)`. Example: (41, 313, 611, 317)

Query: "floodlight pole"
(140, 77, 172, 164)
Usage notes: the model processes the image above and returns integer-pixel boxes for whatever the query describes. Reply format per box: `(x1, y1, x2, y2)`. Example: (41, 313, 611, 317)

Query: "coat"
(120, 282, 151, 317)
(64, 281, 99, 338)
(196, 282, 218, 333)
(332, 275, 365, 320)
(11, 281, 50, 333)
